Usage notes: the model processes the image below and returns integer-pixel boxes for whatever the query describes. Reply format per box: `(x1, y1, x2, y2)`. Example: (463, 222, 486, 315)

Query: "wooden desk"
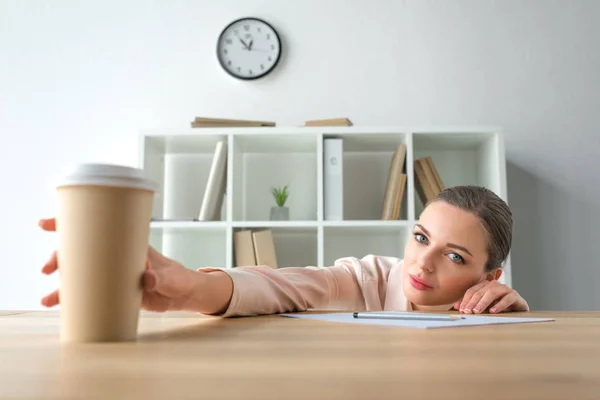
(0, 310, 598, 400)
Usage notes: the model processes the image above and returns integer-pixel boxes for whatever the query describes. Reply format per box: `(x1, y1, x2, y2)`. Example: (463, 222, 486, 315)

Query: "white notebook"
(281, 311, 554, 329)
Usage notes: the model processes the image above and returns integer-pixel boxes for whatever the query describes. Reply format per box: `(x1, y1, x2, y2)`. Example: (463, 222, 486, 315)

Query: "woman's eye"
(449, 253, 465, 264)
(414, 233, 428, 244)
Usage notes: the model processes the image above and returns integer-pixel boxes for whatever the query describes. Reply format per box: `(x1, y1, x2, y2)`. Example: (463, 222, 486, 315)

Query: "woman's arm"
(38, 217, 397, 316)
(178, 269, 235, 315)
(186, 254, 400, 317)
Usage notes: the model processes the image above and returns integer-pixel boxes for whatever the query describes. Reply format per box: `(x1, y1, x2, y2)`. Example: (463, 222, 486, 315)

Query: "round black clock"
(216, 17, 282, 80)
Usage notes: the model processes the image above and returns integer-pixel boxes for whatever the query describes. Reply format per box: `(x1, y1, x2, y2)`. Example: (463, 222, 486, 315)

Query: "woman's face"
(402, 201, 500, 308)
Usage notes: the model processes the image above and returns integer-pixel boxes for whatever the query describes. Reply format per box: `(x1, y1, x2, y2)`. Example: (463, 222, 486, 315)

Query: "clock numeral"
(257, 27, 261, 32)
(266, 34, 271, 40)
(225, 38, 232, 44)
(224, 49, 228, 54)
(244, 24, 250, 31)
(233, 29, 239, 35)
(237, 67, 241, 72)
(249, 69, 253, 75)
(260, 64, 265, 70)
(227, 60, 232, 66)
(268, 56, 272, 62)
(271, 44, 275, 50)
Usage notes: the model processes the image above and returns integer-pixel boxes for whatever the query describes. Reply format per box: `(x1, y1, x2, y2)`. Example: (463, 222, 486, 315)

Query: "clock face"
(217, 17, 282, 80)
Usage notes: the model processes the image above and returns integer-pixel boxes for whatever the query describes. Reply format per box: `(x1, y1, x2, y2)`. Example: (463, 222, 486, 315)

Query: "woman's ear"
(485, 267, 503, 281)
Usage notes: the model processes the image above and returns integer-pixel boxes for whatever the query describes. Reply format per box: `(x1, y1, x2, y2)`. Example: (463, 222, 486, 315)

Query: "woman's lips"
(409, 274, 434, 290)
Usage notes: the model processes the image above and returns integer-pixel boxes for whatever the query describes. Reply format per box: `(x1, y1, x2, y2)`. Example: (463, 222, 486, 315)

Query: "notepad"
(280, 311, 554, 329)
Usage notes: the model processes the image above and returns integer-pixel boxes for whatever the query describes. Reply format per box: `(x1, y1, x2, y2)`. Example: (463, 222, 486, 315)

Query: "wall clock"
(216, 17, 282, 80)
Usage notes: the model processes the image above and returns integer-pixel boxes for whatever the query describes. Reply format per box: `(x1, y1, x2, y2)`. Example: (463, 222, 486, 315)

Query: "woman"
(39, 185, 529, 316)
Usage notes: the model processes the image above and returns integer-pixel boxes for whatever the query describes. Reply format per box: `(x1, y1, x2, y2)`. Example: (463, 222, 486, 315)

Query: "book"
(425, 156, 444, 193)
(191, 117, 276, 128)
(305, 117, 353, 126)
(391, 173, 407, 220)
(233, 230, 256, 267)
(414, 156, 444, 205)
(198, 141, 227, 221)
(381, 144, 407, 220)
(251, 229, 278, 268)
(323, 138, 344, 220)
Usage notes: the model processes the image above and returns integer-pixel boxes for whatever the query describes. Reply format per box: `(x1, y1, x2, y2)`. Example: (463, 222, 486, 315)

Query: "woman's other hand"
(454, 280, 529, 314)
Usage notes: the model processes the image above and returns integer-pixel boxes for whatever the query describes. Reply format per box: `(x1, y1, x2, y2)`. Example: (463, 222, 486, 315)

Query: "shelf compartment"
(412, 131, 503, 216)
(323, 224, 410, 267)
(141, 134, 229, 221)
(149, 224, 227, 270)
(322, 132, 409, 221)
(231, 133, 318, 222)
(232, 225, 318, 269)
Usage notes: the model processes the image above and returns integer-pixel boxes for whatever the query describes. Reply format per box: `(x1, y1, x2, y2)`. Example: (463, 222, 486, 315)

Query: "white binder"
(323, 138, 343, 220)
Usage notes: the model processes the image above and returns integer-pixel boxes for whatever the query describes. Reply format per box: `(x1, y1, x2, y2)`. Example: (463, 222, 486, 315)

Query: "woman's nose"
(417, 249, 435, 273)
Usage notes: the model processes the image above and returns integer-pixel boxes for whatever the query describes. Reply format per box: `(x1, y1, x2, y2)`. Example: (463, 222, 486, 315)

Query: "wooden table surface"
(0, 310, 599, 400)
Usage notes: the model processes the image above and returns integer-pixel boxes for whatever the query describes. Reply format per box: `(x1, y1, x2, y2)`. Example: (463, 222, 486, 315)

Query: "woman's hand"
(453, 280, 529, 314)
(39, 218, 204, 312)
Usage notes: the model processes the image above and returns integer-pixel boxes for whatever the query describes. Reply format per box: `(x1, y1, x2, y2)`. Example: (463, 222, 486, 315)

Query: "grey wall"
(1, 0, 598, 310)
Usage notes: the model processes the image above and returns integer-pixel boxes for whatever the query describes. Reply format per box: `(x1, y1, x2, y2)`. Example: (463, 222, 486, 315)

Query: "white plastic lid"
(55, 163, 158, 192)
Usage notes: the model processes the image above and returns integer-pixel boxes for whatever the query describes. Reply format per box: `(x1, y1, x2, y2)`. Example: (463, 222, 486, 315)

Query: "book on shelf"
(414, 156, 444, 205)
(305, 117, 353, 126)
(191, 117, 276, 127)
(198, 141, 228, 221)
(233, 228, 278, 268)
(381, 144, 407, 220)
(233, 230, 256, 266)
(323, 137, 344, 220)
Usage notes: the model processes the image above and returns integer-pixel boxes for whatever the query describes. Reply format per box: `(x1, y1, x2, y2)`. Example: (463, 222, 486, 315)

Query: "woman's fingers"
(459, 281, 487, 312)
(142, 269, 158, 292)
(41, 250, 58, 274)
(453, 300, 461, 311)
(41, 290, 60, 307)
(460, 286, 488, 313)
(489, 292, 519, 313)
(38, 218, 56, 232)
(472, 286, 512, 314)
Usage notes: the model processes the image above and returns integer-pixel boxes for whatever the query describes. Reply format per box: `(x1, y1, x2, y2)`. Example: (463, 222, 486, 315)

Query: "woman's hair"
(429, 185, 512, 272)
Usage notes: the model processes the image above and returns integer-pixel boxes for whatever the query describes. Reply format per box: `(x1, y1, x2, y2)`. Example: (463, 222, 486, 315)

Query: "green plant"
(271, 185, 289, 207)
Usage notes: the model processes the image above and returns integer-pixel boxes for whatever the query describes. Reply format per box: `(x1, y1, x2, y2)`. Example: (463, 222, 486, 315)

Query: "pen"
(352, 312, 463, 321)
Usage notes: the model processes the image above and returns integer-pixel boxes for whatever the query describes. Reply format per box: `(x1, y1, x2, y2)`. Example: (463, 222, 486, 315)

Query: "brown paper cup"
(54, 164, 157, 343)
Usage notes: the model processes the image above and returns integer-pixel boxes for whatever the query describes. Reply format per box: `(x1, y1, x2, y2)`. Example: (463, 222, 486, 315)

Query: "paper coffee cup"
(54, 163, 157, 343)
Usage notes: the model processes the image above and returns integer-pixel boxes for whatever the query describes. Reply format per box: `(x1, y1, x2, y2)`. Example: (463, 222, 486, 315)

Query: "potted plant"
(270, 185, 290, 221)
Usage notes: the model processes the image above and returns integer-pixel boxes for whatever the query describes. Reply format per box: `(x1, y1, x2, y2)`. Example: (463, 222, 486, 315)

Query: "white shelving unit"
(138, 126, 511, 287)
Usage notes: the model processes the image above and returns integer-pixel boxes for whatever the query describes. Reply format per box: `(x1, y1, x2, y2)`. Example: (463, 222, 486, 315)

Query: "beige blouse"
(202, 254, 418, 317)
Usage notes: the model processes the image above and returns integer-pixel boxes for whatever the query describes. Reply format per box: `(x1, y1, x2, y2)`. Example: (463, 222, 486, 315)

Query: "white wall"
(1, 0, 599, 311)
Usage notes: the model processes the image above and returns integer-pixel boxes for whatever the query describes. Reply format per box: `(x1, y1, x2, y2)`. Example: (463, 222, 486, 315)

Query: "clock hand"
(238, 38, 249, 49)
(249, 40, 253, 50)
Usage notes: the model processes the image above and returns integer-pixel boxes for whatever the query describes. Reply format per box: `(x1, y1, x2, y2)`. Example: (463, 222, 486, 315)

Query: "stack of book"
(233, 229, 278, 268)
(380, 144, 407, 220)
(414, 156, 444, 205)
(191, 117, 276, 127)
(304, 117, 353, 126)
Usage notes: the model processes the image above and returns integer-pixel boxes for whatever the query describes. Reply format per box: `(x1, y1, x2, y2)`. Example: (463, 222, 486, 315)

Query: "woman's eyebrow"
(447, 243, 473, 257)
(414, 224, 473, 257)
